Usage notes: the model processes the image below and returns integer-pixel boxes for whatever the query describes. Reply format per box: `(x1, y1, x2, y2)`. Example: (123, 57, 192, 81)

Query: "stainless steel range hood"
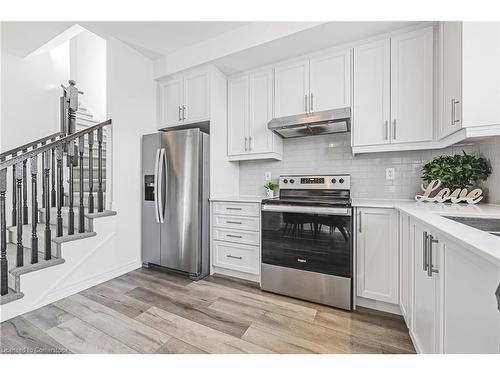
(268, 107, 351, 139)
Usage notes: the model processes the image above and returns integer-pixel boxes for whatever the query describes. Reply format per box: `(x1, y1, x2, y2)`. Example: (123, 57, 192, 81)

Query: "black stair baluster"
(97, 127, 103, 212)
(88, 131, 94, 213)
(43, 151, 51, 261)
(15, 162, 23, 267)
(78, 136, 85, 233)
(30, 152, 38, 264)
(41, 143, 45, 208)
(0, 164, 7, 296)
(68, 140, 75, 235)
(51, 147, 56, 207)
(22, 154, 28, 224)
(56, 145, 63, 237)
(11, 159, 16, 226)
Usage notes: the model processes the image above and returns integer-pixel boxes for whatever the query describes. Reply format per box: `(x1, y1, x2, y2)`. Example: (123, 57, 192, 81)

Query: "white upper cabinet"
(353, 39, 391, 146)
(440, 22, 463, 138)
(390, 26, 434, 143)
(274, 59, 310, 118)
(158, 77, 183, 128)
(227, 68, 282, 161)
(157, 67, 210, 129)
(356, 207, 399, 304)
(183, 69, 210, 124)
(309, 49, 351, 112)
(227, 75, 248, 156)
(248, 69, 274, 153)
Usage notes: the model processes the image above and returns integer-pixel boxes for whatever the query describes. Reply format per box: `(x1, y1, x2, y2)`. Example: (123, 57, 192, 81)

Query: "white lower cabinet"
(410, 220, 442, 354)
(399, 212, 412, 327)
(356, 207, 399, 304)
(211, 200, 261, 281)
(442, 240, 500, 353)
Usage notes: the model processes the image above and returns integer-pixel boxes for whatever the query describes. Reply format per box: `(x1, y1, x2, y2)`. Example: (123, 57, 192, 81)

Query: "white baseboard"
(211, 266, 260, 283)
(355, 296, 402, 315)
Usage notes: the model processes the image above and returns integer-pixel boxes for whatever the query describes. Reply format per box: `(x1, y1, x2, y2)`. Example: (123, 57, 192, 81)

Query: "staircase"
(0, 105, 115, 319)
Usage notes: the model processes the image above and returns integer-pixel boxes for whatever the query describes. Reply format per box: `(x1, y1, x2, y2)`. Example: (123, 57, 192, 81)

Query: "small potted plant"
(264, 181, 278, 198)
(422, 151, 491, 190)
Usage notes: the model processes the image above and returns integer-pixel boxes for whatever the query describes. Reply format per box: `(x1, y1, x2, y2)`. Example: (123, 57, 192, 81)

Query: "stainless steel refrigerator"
(141, 128, 210, 279)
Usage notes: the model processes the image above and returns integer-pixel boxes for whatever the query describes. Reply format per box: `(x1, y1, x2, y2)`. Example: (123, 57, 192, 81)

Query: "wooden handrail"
(0, 119, 112, 170)
(0, 131, 65, 159)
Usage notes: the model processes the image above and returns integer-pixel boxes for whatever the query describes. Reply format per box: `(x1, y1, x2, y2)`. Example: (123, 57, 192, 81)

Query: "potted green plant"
(264, 181, 278, 198)
(422, 151, 491, 190)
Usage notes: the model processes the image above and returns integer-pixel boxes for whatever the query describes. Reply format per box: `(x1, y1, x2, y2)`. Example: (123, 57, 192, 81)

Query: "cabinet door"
(440, 22, 463, 138)
(274, 59, 310, 117)
(352, 39, 391, 146)
(399, 212, 412, 326)
(158, 77, 183, 128)
(411, 222, 442, 354)
(227, 75, 248, 156)
(309, 49, 351, 112)
(443, 240, 500, 353)
(356, 207, 399, 304)
(391, 27, 434, 143)
(183, 70, 210, 123)
(248, 69, 274, 153)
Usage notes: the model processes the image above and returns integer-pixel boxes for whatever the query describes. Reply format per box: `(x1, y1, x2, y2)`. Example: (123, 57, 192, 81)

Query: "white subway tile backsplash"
(239, 133, 499, 202)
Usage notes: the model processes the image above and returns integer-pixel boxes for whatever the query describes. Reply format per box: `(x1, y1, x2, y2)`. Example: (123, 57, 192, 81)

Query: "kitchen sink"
(443, 216, 500, 237)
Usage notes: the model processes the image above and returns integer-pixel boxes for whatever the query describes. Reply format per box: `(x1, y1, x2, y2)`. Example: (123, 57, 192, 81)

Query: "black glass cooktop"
(262, 197, 352, 208)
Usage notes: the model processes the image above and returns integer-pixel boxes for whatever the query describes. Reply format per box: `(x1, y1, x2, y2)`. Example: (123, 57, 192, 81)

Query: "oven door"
(261, 204, 352, 277)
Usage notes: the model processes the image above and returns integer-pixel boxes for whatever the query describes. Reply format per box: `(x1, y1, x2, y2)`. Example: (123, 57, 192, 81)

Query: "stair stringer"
(0, 213, 141, 322)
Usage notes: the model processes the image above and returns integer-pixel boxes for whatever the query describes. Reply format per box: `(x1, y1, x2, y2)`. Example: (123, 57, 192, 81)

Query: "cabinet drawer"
(213, 227, 260, 246)
(213, 240, 259, 275)
(213, 214, 260, 231)
(213, 201, 260, 217)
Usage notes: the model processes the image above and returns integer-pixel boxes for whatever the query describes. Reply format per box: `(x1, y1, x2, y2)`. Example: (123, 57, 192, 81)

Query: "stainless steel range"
(260, 174, 353, 310)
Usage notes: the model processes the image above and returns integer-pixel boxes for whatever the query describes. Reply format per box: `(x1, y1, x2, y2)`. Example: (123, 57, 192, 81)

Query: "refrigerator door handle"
(153, 148, 161, 223)
(158, 148, 167, 223)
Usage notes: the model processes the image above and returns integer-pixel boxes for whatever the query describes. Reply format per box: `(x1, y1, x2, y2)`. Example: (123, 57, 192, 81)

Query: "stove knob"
(339, 178, 344, 184)
(290, 179, 295, 184)
(283, 179, 288, 184)
(331, 178, 337, 184)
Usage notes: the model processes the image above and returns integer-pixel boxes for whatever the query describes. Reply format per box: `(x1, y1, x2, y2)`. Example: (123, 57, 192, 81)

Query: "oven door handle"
(262, 204, 351, 216)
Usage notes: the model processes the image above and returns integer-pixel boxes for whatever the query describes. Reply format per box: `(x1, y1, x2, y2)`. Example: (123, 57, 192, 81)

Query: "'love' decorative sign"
(415, 180, 483, 204)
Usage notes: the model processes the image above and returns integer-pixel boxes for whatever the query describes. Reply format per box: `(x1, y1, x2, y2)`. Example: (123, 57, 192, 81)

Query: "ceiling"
(1, 21, 250, 58)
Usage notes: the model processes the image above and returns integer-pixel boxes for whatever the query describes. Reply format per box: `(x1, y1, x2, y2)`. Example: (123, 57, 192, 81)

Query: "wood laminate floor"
(0, 268, 416, 354)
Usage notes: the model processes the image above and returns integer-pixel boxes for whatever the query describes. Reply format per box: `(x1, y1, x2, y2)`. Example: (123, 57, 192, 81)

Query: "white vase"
(266, 189, 274, 198)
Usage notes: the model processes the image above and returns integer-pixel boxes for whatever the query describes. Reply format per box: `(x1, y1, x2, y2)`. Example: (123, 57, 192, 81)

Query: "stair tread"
(0, 288, 24, 305)
(7, 223, 95, 246)
(6, 243, 61, 273)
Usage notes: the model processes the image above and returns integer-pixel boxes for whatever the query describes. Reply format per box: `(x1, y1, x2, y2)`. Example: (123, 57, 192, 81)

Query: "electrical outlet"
(265, 172, 272, 181)
(385, 168, 395, 180)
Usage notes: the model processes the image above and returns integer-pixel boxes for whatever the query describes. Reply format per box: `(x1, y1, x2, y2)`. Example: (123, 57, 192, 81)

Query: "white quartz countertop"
(209, 195, 267, 203)
(353, 198, 500, 265)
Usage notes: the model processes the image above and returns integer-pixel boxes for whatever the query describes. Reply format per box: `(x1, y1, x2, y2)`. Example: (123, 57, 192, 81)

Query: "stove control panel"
(279, 175, 350, 190)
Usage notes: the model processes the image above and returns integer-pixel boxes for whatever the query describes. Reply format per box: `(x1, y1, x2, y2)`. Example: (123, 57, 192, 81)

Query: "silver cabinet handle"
(178, 106, 182, 121)
(453, 99, 460, 124)
(248, 136, 252, 151)
(384, 120, 389, 140)
(427, 234, 439, 277)
(226, 207, 242, 211)
(310, 93, 314, 112)
(226, 221, 242, 224)
(392, 119, 397, 140)
(304, 94, 308, 113)
(451, 99, 455, 125)
(182, 105, 186, 120)
(358, 211, 362, 233)
(226, 234, 242, 238)
(297, 258, 307, 263)
(227, 254, 242, 260)
(244, 137, 248, 152)
(423, 231, 428, 271)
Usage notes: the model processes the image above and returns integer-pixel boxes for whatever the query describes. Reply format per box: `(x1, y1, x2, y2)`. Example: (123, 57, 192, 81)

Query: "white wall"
(0, 39, 69, 151)
(70, 30, 106, 121)
(107, 37, 157, 267)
